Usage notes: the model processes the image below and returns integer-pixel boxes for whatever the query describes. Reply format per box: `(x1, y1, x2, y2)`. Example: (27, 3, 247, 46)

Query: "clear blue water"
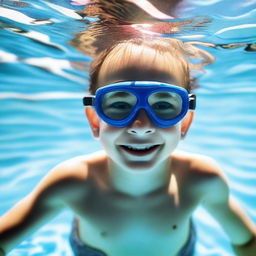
(0, 1, 256, 255)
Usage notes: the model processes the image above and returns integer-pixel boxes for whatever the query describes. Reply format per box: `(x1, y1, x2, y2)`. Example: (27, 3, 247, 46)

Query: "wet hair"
(89, 37, 214, 94)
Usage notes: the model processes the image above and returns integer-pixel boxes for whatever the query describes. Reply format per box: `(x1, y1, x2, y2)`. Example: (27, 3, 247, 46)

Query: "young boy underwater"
(0, 38, 255, 256)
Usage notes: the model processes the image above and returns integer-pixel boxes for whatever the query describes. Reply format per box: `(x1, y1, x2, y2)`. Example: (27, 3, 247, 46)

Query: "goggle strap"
(83, 96, 95, 106)
(189, 94, 196, 110)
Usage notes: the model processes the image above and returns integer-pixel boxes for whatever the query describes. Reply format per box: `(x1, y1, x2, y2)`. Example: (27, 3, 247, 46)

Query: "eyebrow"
(105, 91, 133, 99)
(150, 92, 177, 99)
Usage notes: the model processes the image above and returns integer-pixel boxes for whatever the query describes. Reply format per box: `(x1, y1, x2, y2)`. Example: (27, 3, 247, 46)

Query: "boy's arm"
(0, 159, 88, 254)
(201, 160, 256, 256)
(0, 190, 62, 255)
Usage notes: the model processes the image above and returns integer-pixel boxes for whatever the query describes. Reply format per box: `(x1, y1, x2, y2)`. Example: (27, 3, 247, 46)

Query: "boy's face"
(86, 64, 194, 171)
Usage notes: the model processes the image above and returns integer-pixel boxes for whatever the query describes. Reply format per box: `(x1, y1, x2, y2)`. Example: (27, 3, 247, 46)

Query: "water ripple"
(0, 6, 53, 25)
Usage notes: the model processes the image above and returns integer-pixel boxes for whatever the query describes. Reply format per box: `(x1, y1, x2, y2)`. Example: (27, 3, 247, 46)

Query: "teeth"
(123, 145, 157, 151)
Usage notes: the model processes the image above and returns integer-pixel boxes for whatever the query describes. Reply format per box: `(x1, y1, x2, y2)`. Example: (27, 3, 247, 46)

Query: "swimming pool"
(0, 0, 256, 255)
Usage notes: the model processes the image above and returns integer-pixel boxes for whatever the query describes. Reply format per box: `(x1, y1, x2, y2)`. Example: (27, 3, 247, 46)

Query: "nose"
(127, 109, 156, 136)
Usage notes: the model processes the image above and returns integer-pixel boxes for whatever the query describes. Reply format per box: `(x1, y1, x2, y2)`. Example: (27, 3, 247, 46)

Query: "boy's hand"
(232, 236, 256, 256)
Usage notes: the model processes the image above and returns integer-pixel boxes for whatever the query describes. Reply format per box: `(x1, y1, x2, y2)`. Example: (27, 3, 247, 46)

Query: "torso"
(63, 151, 205, 256)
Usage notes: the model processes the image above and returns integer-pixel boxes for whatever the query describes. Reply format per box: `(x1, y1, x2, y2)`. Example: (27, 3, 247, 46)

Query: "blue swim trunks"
(69, 218, 196, 256)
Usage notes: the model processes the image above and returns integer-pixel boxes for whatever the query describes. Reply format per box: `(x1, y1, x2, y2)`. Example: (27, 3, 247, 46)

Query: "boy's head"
(85, 38, 195, 170)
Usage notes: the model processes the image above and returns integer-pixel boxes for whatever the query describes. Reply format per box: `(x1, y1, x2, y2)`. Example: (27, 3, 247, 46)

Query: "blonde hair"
(89, 37, 214, 94)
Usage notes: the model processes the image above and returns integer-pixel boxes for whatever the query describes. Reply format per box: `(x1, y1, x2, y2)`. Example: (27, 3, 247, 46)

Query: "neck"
(107, 159, 172, 197)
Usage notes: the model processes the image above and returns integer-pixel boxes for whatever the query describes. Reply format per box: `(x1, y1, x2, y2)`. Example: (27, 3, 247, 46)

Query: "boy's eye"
(148, 91, 182, 119)
(152, 102, 174, 110)
(109, 102, 132, 109)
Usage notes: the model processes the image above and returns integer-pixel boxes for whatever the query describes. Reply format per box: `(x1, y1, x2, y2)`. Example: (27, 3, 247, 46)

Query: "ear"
(181, 111, 194, 139)
(85, 108, 100, 138)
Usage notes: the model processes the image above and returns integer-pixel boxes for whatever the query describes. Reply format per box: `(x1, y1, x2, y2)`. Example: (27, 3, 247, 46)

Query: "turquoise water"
(0, 0, 256, 255)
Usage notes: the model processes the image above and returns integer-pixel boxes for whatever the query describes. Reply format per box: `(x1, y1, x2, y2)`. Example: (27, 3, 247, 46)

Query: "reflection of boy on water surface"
(1, 37, 256, 256)
(70, 0, 255, 58)
(70, 0, 203, 57)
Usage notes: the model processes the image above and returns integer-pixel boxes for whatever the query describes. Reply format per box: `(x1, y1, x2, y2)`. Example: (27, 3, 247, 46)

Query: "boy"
(0, 38, 255, 256)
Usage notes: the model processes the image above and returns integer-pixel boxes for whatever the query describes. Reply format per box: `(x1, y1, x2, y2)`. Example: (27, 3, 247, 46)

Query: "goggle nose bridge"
(124, 91, 160, 123)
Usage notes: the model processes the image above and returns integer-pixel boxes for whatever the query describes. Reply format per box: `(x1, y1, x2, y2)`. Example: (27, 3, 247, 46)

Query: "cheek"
(162, 125, 181, 147)
(99, 121, 120, 135)
(98, 121, 123, 146)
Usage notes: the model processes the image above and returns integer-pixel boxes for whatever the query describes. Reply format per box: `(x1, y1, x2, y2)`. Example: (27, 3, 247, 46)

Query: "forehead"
(99, 66, 179, 86)
(97, 44, 186, 88)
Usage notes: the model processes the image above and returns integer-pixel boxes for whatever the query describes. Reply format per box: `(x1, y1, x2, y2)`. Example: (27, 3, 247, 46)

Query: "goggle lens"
(102, 91, 137, 120)
(148, 91, 182, 120)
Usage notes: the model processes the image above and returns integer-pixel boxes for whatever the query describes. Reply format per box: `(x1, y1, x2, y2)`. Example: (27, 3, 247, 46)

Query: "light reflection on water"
(0, 0, 255, 255)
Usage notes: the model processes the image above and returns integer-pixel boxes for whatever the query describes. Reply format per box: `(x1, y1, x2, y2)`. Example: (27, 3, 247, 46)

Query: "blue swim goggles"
(83, 81, 196, 128)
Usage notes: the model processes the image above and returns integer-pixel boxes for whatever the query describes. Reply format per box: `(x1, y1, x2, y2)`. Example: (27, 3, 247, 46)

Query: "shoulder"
(172, 150, 228, 198)
(172, 150, 224, 177)
(33, 151, 107, 203)
(40, 155, 89, 187)
(44, 150, 107, 182)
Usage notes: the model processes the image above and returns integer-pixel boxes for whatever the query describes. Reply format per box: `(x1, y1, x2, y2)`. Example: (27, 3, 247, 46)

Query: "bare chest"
(68, 187, 198, 256)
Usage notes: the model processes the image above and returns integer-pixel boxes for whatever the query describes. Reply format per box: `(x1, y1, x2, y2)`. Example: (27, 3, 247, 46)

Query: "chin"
(117, 157, 165, 172)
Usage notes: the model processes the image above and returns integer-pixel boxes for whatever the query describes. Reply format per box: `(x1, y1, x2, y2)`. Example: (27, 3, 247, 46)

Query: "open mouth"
(120, 144, 161, 156)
